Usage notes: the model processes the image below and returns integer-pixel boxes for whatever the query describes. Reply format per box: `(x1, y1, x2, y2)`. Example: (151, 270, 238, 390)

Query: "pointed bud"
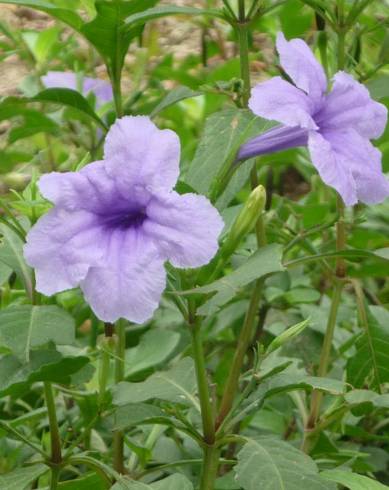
(222, 185, 266, 258)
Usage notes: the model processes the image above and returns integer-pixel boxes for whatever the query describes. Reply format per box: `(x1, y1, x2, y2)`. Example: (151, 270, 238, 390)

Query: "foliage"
(0, 0, 389, 489)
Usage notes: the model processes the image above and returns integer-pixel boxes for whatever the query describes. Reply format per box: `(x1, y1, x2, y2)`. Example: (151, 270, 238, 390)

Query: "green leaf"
(0, 305, 75, 362)
(114, 357, 198, 409)
(266, 318, 310, 354)
(185, 108, 270, 197)
(0, 224, 33, 299)
(235, 437, 336, 490)
(32, 88, 107, 130)
(150, 86, 202, 117)
(81, 0, 157, 76)
(112, 474, 194, 490)
(260, 373, 346, 398)
(186, 244, 284, 315)
(0, 1, 83, 30)
(0, 464, 48, 490)
(367, 75, 389, 100)
(347, 305, 389, 388)
(9, 111, 59, 142)
(58, 473, 107, 489)
(114, 403, 168, 431)
(344, 389, 389, 412)
(124, 5, 224, 26)
(320, 469, 389, 489)
(125, 329, 180, 377)
(0, 349, 89, 396)
(0, 261, 11, 285)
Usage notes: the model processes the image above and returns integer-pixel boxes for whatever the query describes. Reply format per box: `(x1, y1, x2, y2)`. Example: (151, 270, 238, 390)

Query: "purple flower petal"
(24, 209, 106, 295)
(315, 71, 387, 139)
(41, 71, 113, 108)
(322, 128, 389, 205)
(237, 125, 309, 161)
(308, 131, 358, 206)
(249, 77, 317, 129)
(144, 191, 225, 268)
(104, 116, 180, 192)
(80, 232, 166, 323)
(276, 32, 327, 106)
(82, 77, 113, 104)
(24, 116, 223, 323)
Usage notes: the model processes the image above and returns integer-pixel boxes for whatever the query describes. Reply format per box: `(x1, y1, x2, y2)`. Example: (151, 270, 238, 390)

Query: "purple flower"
(238, 33, 389, 206)
(42, 71, 113, 108)
(24, 116, 224, 323)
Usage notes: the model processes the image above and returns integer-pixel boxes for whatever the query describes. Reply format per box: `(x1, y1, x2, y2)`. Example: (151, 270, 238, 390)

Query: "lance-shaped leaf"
(124, 5, 225, 27)
(81, 0, 157, 77)
(235, 437, 337, 490)
(32, 88, 108, 130)
(0, 464, 48, 490)
(347, 305, 389, 389)
(0, 349, 89, 397)
(151, 86, 202, 117)
(320, 469, 389, 490)
(114, 357, 198, 410)
(185, 108, 271, 205)
(125, 329, 180, 377)
(0, 0, 83, 31)
(0, 305, 75, 362)
(114, 403, 169, 431)
(183, 244, 284, 315)
(112, 474, 194, 490)
(0, 224, 33, 300)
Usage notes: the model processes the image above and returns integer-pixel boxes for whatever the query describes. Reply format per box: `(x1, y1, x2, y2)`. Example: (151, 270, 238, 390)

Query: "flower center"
(100, 207, 147, 230)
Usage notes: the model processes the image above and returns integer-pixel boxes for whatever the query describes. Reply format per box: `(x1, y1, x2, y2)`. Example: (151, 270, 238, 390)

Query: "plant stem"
(43, 382, 62, 490)
(49, 467, 60, 490)
(190, 317, 215, 445)
(44, 382, 62, 464)
(199, 445, 221, 490)
(237, 0, 251, 106)
(302, 280, 343, 452)
(113, 320, 126, 474)
(189, 314, 218, 490)
(216, 280, 262, 427)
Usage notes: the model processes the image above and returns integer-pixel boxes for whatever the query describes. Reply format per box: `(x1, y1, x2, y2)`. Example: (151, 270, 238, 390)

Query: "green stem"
(112, 75, 123, 117)
(113, 320, 126, 474)
(49, 467, 60, 490)
(43, 382, 62, 490)
(98, 325, 114, 407)
(302, 280, 343, 452)
(237, 0, 251, 106)
(216, 280, 262, 427)
(44, 382, 62, 464)
(189, 314, 219, 490)
(337, 29, 346, 71)
(190, 317, 215, 445)
(199, 445, 221, 490)
(335, 196, 346, 277)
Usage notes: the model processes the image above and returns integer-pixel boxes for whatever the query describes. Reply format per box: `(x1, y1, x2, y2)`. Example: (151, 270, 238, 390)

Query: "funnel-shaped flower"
(238, 33, 389, 206)
(24, 117, 224, 323)
(42, 71, 113, 108)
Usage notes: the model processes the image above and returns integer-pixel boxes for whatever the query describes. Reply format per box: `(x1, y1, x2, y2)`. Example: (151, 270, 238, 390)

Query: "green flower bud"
(222, 185, 266, 258)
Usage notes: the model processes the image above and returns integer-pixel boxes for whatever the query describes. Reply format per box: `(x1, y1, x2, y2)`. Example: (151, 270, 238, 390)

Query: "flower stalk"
(302, 279, 343, 452)
(188, 312, 218, 490)
(237, 0, 250, 106)
(43, 381, 62, 489)
(113, 319, 126, 474)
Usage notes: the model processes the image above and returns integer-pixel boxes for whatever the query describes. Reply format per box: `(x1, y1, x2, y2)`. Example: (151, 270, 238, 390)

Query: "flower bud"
(222, 185, 266, 258)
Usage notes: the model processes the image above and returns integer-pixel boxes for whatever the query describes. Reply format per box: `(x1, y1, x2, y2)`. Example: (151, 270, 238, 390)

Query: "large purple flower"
(24, 117, 224, 323)
(238, 33, 389, 206)
(42, 71, 113, 108)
